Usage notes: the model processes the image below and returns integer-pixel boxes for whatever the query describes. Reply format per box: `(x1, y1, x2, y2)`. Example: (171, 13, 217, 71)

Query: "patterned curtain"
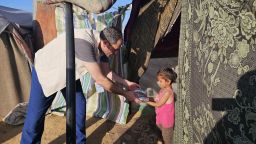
(175, 0, 256, 143)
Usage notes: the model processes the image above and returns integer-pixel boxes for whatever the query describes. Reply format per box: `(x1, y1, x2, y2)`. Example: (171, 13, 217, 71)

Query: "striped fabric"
(51, 4, 129, 124)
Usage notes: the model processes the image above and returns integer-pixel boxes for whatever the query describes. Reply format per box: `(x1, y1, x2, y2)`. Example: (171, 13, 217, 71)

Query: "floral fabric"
(175, 0, 256, 143)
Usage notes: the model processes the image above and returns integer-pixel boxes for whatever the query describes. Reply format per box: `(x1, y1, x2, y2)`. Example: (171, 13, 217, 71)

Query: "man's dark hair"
(100, 27, 122, 44)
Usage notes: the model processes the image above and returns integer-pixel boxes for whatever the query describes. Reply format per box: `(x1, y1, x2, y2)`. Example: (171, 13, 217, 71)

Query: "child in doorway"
(145, 66, 177, 144)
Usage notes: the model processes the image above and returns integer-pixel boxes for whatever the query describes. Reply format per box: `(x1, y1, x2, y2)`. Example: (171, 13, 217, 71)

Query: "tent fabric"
(0, 25, 32, 117)
(2, 102, 28, 125)
(0, 9, 33, 62)
(41, 0, 117, 13)
(162, 0, 181, 37)
(153, 0, 180, 47)
(49, 4, 130, 124)
(124, 0, 181, 82)
(123, 0, 141, 43)
(10, 25, 33, 63)
(0, 15, 9, 34)
(175, 0, 256, 143)
(33, 2, 57, 52)
(151, 15, 180, 58)
(0, 5, 32, 29)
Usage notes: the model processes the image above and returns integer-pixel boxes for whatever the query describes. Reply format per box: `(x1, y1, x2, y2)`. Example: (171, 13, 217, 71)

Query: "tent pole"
(65, 2, 76, 144)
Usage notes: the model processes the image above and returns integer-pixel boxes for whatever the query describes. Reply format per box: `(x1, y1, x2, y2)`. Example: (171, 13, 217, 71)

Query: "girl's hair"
(157, 66, 177, 83)
(99, 27, 122, 44)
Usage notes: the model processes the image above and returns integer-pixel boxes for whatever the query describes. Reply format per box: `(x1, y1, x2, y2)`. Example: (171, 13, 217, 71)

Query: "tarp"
(0, 5, 32, 30)
(0, 6, 33, 117)
(124, 0, 181, 82)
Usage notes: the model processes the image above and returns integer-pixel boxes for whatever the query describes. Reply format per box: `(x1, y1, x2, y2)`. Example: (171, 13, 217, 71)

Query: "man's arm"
(83, 61, 140, 102)
(84, 61, 123, 94)
(100, 62, 139, 90)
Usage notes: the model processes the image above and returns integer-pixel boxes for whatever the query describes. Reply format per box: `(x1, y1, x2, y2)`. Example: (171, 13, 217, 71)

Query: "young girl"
(146, 66, 177, 144)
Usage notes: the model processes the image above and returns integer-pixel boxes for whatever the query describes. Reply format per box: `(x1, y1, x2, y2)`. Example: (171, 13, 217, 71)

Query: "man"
(21, 27, 140, 143)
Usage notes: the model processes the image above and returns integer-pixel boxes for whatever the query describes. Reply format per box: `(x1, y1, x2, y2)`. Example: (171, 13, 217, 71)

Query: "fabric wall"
(0, 25, 32, 117)
(33, 2, 57, 52)
(125, 0, 181, 82)
(0, 5, 32, 29)
(175, 0, 256, 143)
(151, 16, 180, 58)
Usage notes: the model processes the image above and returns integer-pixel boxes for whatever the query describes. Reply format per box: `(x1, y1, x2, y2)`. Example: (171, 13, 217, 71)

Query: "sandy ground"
(0, 104, 161, 144)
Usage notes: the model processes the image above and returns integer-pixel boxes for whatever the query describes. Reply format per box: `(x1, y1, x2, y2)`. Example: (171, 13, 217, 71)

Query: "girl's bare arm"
(146, 91, 171, 107)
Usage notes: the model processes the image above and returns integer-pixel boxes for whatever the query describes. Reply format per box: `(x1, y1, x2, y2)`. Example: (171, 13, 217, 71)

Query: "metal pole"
(116, 11, 124, 77)
(65, 2, 76, 144)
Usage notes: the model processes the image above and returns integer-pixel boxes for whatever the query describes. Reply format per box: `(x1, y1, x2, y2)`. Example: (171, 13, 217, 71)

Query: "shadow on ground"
(0, 103, 160, 144)
(0, 121, 23, 143)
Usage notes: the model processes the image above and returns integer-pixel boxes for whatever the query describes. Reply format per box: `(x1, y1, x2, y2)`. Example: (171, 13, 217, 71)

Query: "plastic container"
(134, 88, 149, 102)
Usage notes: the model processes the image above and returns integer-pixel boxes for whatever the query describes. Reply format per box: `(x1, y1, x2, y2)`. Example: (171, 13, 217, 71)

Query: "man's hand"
(125, 91, 141, 104)
(126, 80, 140, 91)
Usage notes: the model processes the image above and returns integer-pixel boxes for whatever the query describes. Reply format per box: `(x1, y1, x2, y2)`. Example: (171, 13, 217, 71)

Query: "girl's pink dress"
(155, 88, 175, 128)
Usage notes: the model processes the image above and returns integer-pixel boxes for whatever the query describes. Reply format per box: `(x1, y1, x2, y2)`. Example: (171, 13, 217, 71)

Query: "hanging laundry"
(51, 4, 130, 124)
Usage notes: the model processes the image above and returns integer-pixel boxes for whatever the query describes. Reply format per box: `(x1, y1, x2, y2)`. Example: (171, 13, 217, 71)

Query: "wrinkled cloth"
(50, 5, 130, 124)
(3, 102, 28, 125)
(0, 25, 32, 117)
(125, 0, 181, 82)
(43, 0, 117, 13)
(0, 5, 32, 30)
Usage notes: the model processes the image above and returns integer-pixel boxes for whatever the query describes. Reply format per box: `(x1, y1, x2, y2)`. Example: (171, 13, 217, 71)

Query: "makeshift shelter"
(32, 0, 182, 126)
(2, 0, 255, 143)
(0, 6, 33, 117)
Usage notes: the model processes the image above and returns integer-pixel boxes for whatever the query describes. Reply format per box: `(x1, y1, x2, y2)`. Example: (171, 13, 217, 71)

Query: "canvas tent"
(0, 6, 33, 117)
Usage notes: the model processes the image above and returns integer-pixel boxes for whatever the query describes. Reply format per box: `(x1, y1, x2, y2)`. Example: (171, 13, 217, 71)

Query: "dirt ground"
(0, 104, 161, 144)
